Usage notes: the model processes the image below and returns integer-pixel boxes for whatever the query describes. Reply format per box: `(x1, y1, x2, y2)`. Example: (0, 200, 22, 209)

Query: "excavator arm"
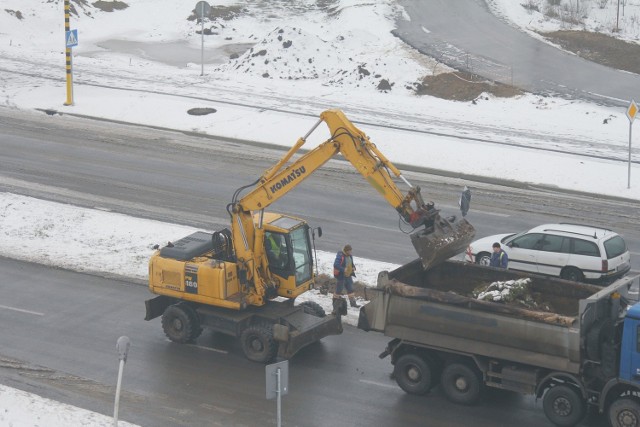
(229, 109, 475, 295)
(237, 110, 432, 225)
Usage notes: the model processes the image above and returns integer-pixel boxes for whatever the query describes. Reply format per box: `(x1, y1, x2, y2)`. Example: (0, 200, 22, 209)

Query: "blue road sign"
(65, 29, 78, 48)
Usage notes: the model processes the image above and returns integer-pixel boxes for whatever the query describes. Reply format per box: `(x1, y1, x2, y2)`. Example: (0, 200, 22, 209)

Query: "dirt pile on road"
(416, 71, 522, 101)
(544, 30, 640, 75)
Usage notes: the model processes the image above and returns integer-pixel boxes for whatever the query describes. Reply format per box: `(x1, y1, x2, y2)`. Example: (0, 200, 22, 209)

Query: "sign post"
(266, 360, 289, 427)
(63, 0, 77, 105)
(194, 1, 211, 76)
(626, 100, 637, 189)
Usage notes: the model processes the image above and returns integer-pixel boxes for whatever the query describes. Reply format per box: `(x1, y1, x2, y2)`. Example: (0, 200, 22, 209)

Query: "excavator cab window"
(290, 226, 313, 286)
(265, 231, 290, 270)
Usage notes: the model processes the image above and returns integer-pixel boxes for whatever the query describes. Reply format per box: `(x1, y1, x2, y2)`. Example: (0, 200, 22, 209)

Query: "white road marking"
(0, 304, 44, 316)
(359, 379, 398, 389)
(476, 210, 510, 218)
(186, 343, 228, 354)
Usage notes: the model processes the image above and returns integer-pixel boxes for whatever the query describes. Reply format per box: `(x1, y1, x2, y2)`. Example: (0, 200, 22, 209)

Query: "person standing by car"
(490, 242, 508, 269)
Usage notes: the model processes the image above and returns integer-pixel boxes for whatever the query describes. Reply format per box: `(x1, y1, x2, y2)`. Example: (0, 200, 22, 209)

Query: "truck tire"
(240, 324, 278, 363)
(441, 362, 482, 405)
(542, 385, 586, 427)
(162, 305, 195, 344)
(299, 301, 326, 317)
(394, 354, 435, 395)
(560, 267, 584, 282)
(178, 303, 203, 341)
(609, 398, 640, 427)
(475, 252, 491, 266)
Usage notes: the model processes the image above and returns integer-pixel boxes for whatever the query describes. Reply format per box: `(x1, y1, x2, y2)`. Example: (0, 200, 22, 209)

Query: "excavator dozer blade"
(275, 310, 343, 360)
(410, 216, 475, 270)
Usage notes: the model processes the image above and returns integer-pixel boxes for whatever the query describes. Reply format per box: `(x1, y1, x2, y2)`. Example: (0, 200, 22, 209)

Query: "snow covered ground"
(0, 0, 639, 425)
(0, 384, 138, 427)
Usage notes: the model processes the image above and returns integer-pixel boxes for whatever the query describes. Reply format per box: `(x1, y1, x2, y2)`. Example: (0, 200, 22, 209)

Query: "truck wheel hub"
(454, 377, 469, 391)
(554, 397, 571, 416)
(617, 410, 637, 427)
(407, 366, 421, 382)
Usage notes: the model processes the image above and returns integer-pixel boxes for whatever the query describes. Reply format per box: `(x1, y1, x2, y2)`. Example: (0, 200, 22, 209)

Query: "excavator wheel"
(162, 304, 195, 344)
(299, 301, 326, 317)
(240, 323, 278, 363)
(177, 303, 203, 342)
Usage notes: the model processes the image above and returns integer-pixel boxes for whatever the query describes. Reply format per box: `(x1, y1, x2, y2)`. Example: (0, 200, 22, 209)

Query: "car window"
(604, 235, 627, 259)
(541, 234, 567, 253)
(571, 238, 600, 257)
(510, 233, 543, 250)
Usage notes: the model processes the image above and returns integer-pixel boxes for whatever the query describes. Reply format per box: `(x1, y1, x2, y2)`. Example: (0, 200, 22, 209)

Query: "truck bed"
(359, 260, 633, 373)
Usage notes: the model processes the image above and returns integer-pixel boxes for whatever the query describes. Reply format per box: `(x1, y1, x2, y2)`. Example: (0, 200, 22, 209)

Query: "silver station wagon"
(466, 223, 631, 283)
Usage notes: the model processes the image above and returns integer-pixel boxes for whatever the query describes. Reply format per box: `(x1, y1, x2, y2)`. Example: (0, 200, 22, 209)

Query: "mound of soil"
(416, 71, 522, 102)
(544, 30, 640, 75)
(92, 1, 128, 12)
(315, 274, 369, 300)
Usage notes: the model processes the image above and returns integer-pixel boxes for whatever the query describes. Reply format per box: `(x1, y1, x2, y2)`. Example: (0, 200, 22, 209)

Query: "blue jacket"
(333, 251, 356, 278)
(490, 249, 509, 269)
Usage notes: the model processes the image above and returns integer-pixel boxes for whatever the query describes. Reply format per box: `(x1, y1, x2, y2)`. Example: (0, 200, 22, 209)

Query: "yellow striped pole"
(63, 0, 73, 106)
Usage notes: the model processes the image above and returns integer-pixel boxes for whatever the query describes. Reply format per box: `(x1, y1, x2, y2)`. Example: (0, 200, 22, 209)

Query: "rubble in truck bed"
(384, 260, 604, 325)
(473, 278, 553, 312)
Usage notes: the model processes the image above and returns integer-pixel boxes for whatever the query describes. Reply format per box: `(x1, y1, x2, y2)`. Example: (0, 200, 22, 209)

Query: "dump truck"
(145, 109, 475, 363)
(358, 259, 640, 427)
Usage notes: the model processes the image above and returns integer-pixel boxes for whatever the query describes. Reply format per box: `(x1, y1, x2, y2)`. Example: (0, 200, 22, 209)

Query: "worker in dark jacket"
(333, 244, 360, 310)
(489, 242, 509, 269)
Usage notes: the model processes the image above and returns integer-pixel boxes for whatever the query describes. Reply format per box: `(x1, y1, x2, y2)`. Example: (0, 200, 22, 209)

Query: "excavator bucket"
(410, 215, 475, 270)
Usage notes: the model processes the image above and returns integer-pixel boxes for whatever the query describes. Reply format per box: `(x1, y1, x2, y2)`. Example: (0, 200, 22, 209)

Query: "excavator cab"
(261, 213, 315, 298)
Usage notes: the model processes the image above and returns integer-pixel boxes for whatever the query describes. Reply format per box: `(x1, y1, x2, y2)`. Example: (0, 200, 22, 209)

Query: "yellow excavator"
(145, 109, 475, 362)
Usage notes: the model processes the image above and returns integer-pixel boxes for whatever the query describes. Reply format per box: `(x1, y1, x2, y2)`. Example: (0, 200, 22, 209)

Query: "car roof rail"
(543, 228, 598, 239)
(559, 222, 612, 232)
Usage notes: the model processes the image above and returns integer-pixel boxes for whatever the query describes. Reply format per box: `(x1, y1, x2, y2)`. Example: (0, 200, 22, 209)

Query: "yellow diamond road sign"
(628, 100, 638, 123)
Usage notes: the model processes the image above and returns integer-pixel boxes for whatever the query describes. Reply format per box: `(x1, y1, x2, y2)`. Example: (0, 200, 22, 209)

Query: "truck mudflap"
(274, 310, 343, 359)
(411, 217, 475, 270)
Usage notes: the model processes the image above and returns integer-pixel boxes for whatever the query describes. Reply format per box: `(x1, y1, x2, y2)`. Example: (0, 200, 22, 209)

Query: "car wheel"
(560, 267, 584, 282)
(475, 252, 491, 266)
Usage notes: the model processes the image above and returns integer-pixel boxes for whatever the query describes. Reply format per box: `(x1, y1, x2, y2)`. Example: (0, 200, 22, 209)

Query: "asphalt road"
(1, 109, 639, 270)
(395, 0, 640, 105)
(0, 257, 610, 427)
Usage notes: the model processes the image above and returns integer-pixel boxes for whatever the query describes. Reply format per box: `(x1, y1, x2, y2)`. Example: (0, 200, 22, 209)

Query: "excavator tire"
(177, 302, 203, 342)
(162, 304, 195, 344)
(240, 324, 278, 363)
(300, 301, 326, 317)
